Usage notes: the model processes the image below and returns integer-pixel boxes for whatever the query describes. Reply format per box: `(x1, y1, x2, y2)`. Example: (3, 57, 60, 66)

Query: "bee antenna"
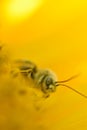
(55, 73, 80, 84)
(57, 83, 87, 99)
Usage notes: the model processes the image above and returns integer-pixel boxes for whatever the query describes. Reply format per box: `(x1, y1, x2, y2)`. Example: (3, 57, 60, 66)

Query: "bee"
(12, 59, 87, 98)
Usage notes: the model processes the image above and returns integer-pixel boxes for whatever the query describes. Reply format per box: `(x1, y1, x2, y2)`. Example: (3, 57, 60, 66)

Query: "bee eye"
(46, 77, 53, 86)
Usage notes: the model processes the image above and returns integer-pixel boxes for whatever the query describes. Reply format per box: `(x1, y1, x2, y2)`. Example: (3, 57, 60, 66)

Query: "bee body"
(12, 60, 58, 97)
(11, 59, 87, 99)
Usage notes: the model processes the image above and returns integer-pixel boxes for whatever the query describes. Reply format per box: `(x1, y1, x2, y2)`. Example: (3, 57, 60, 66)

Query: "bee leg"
(43, 93, 50, 98)
(11, 64, 32, 77)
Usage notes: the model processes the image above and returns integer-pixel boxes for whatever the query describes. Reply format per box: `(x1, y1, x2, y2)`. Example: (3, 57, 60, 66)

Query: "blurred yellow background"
(0, 0, 87, 130)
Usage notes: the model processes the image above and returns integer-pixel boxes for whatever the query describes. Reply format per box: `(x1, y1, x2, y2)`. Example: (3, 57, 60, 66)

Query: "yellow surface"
(4, 0, 43, 23)
(0, 0, 87, 130)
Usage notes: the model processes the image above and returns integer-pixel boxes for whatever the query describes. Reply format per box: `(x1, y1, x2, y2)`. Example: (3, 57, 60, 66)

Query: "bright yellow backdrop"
(0, 0, 87, 130)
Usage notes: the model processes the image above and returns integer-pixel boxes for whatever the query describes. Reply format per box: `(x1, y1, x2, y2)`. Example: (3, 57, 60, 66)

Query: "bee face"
(35, 69, 58, 94)
(42, 76, 57, 93)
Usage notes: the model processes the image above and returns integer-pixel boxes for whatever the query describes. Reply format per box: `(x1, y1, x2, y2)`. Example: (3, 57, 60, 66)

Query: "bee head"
(36, 69, 58, 94)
